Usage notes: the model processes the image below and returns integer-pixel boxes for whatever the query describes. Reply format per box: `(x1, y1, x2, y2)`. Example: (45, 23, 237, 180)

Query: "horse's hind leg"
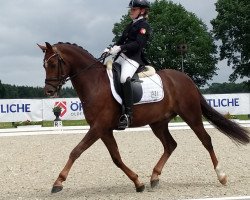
(192, 124, 227, 185)
(178, 108, 227, 185)
(101, 132, 145, 192)
(149, 119, 177, 188)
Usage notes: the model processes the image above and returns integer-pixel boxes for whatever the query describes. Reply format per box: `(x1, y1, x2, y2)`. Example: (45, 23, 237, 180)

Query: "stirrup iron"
(117, 114, 130, 130)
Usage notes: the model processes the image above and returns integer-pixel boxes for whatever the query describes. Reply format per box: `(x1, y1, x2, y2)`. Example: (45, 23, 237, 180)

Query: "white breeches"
(116, 53, 139, 83)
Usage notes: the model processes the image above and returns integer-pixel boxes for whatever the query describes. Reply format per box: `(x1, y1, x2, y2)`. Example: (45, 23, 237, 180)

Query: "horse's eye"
(44, 60, 56, 69)
(43, 61, 47, 69)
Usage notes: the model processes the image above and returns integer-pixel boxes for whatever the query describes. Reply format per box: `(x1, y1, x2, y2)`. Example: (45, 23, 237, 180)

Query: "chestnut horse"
(38, 42, 249, 193)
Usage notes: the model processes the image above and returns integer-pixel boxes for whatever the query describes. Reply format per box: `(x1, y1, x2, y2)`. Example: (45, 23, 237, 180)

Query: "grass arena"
(0, 127, 249, 200)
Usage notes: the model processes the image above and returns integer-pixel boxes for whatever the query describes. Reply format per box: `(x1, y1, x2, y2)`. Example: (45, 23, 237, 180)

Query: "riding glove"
(103, 48, 110, 53)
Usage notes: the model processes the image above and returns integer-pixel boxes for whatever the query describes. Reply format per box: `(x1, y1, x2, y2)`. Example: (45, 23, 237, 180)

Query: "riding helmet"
(128, 0, 150, 8)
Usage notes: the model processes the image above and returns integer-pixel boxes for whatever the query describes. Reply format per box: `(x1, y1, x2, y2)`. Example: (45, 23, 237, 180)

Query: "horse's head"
(38, 42, 69, 97)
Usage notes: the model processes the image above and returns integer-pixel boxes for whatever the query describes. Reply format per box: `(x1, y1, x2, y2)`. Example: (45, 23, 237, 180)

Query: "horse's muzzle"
(44, 85, 58, 98)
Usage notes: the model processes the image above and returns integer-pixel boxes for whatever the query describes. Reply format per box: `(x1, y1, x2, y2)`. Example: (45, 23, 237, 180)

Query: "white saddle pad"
(106, 69, 164, 105)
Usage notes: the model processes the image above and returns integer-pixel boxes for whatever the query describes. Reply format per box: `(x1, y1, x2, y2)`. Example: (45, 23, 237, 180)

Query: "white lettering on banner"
(0, 94, 249, 122)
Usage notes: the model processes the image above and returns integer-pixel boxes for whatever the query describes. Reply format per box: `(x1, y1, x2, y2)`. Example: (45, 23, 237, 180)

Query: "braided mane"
(55, 42, 96, 59)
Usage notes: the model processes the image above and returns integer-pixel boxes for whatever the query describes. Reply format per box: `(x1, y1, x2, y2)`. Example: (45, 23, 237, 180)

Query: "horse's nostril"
(46, 90, 54, 96)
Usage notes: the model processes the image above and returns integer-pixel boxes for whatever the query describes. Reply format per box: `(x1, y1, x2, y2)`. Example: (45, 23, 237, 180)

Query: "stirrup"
(117, 114, 130, 130)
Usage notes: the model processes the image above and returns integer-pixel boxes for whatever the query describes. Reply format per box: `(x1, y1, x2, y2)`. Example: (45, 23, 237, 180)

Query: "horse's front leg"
(101, 132, 145, 192)
(51, 127, 100, 193)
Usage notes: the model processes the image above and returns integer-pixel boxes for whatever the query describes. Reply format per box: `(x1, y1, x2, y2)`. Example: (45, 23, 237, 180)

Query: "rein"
(66, 52, 109, 82)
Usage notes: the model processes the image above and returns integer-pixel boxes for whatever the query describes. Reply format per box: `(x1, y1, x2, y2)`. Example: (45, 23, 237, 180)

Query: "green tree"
(112, 0, 218, 87)
(0, 80, 6, 98)
(61, 87, 77, 97)
(0, 80, 77, 99)
(211, 0, 250, 86)
(201, 82, 250, 94)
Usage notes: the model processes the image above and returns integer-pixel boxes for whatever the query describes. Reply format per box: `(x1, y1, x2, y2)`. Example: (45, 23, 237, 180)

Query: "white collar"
(133, 16, 144, 23)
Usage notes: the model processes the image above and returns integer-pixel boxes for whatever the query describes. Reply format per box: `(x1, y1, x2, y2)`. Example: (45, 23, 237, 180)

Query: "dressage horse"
(38, 42, 250, 193)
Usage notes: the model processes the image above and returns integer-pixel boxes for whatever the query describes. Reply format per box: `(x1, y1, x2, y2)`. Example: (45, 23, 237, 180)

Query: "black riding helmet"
(128, 0, 150, 8)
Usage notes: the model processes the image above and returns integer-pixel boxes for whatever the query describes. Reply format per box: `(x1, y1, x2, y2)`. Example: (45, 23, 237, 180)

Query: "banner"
(42, 98, 85, 121)
(204, 93, 250, 115)
(0, 93, 249, 122)
(0, 99, 42, 122)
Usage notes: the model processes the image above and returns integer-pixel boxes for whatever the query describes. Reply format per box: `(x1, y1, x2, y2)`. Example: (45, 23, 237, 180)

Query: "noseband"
(44, 52, 67, 93)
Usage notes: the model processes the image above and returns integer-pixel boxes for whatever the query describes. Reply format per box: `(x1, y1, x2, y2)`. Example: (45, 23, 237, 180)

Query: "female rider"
(107, 0, 151, 130)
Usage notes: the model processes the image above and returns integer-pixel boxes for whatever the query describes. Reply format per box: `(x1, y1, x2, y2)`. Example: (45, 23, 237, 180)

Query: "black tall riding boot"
(117, 77, 133, 130)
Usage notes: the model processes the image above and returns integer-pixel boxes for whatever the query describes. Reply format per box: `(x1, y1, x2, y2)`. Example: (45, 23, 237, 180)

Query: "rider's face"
(129, 7, 144, 19)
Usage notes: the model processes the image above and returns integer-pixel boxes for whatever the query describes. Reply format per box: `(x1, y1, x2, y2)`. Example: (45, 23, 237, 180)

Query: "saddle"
(106, 60, 156, 104)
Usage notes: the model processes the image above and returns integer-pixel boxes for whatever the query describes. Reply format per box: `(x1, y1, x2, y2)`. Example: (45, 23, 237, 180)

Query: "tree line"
(0, 80, 77, 99)
(0, 80, 249, 99)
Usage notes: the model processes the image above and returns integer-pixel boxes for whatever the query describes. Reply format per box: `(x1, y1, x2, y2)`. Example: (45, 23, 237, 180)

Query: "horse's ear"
(37, 43, 46, 53)
(45, 42, 53, 50)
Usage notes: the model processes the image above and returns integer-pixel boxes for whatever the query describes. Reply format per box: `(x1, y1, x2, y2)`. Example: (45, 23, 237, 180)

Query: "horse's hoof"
(150, 179, 159, 188)
(219, 175, 228, 185)
(51, 185, 63, 193)
(136, 184, 145, 192)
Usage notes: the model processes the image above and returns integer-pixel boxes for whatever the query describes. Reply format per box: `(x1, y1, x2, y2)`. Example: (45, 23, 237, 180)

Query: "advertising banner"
(0, 93, 249, 122)
(204, 93, 250, 115)
(42, 98, 85, 121)
(0, 99, 42, 122)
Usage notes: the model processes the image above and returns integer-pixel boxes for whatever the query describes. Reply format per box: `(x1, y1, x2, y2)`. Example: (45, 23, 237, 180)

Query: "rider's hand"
(109, 45, 121, 55)
(103, 48, 110, 53)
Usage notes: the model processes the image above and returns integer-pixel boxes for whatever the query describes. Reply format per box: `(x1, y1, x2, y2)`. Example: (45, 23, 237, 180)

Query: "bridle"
(44, 52, 67, 93)
(44, 50, 108, 94)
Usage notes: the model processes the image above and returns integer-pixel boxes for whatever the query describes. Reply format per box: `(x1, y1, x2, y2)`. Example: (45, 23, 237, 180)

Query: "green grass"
(0, 115, 249, 129)
(237, 115, 249, 120)
(42, 120, 89, 127)
(0, 120, 89, 129)
(0, 122, 14, 129)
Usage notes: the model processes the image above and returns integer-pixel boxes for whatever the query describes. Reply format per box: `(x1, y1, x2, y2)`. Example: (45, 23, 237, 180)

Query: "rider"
(107, 0, 151, 130)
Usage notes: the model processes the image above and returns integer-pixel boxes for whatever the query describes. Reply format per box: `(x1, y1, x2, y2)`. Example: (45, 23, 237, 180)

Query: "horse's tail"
(199, 92, 250, 145)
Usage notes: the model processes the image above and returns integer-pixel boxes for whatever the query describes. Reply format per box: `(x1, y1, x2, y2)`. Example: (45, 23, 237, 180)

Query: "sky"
(0, 0, 241, 87)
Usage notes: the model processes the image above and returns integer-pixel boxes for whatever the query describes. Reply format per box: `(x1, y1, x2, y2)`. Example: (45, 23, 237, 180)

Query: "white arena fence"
(0, 93, 249, 123)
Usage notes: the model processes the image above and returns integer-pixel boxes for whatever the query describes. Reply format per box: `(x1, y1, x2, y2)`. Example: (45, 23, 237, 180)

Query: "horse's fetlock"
(153, 168, 161, 175)
(131, 174, 139, 182)
(58, 174, 66, 182)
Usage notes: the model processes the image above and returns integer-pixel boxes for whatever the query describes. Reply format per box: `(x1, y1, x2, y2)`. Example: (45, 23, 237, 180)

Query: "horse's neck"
(70, 61, 107, 104)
